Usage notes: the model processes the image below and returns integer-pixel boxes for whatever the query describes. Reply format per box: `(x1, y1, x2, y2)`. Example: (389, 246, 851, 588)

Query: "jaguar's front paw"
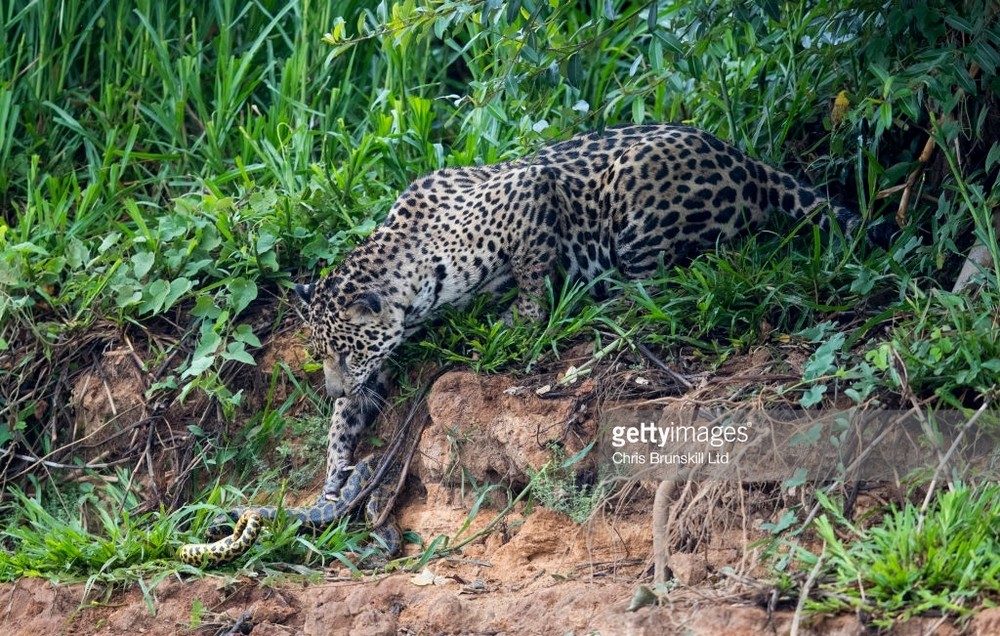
(320, 469, 350, 501)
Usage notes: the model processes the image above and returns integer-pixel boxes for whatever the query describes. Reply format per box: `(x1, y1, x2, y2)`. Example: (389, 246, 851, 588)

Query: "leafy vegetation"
(795, 486, 1000, 626)
(526, 442, 607, 524)
(0, 0, 998, 626)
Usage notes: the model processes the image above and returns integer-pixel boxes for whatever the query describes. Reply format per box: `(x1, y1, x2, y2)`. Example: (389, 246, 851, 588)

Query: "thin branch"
(919, 398, 992, 519)
(0, 446, 127, 471)
(636, 342, 693, 390)
(791, 548, 826, 636)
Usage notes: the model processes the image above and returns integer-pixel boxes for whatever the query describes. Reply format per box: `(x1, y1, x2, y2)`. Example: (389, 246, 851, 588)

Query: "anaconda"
(178, 389, 430, 567)
(177, 452, 400, 566)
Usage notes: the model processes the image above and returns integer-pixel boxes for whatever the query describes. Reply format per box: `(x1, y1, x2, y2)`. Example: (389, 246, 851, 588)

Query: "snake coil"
(177, 370, 439, 568)
(177, 509, 264, 566)
(177, 454, 402, 567)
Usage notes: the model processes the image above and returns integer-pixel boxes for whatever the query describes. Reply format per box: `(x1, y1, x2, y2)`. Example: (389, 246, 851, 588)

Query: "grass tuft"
(798, 486, 1000, 626)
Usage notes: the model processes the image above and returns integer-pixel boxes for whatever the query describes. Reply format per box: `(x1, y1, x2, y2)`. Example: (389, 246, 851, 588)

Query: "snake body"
(178, 372, 439, 568)
(177, 454, 401, 566)
(176, 508, 265, 566)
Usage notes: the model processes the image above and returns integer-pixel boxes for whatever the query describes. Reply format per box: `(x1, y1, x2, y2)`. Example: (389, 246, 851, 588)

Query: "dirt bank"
(1, 361, 980, 635)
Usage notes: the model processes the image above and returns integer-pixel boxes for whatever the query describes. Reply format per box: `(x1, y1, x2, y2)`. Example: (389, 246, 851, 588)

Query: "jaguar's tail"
(759, 161, 896, 250)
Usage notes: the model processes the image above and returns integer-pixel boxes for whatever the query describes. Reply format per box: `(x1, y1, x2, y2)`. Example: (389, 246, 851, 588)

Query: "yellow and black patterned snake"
(177, 452, 402, 566)
(178, 377, 435, 567)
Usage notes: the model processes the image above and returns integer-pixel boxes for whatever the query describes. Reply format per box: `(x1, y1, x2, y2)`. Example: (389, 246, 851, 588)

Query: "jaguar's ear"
(345, 291, 383, 321)
(294, 283, 314, 305)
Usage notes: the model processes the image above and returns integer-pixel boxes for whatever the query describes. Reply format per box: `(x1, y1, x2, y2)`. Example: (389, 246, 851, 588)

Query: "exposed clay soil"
(0, 334, 986, 635)
(8, 571, 992, 636)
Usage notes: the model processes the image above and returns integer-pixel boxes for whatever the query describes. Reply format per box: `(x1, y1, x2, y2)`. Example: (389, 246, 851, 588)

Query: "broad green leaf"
(12, 241, 48, 256)
(973, 40, 1000, 76)
(248, 189, 277, 215)
(796, 320, 835, 343)
(132, 252, 155, 279)
(139, 279, 169, 314)
(654, 30, 685, 55)
(98, 232, 121, 254)
(649, 39, 663, 72)
(66, 239, 90, 269)
(944, 14, 975, 34)
(192, 295, 221, 319)
(232, 324, 261, 347)
(850, 267, 876, 295)
(986, 142, 1000, 173)
(799, 384, 827, 408)
(505, 0, 521, 24)
(803, 332, 846, 381)
(220, 342, 256, 365)
(163, 277, 193, 310)
(192, 328, 222, 359)
(256, 231, 277, 255)
(228, 278, 257, 315)
(603, 0, 618, 21)
(114, 284, 143, 308)
(183, 354, 216, 378)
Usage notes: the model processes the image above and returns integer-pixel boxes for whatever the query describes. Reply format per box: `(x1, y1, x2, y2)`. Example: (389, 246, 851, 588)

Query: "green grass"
(0, 474, 382, 587)
(795, 486, 1000, 627)
(0, 484, 182, 584)
(0, 0, 998, 625)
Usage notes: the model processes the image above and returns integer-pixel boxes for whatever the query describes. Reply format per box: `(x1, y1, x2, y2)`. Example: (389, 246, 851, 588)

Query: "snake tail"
(177, 509, 264, 566)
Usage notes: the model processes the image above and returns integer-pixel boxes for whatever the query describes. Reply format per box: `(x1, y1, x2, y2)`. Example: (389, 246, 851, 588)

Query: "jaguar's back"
(521, 124, 858, 281)
(299, 124, 867, 400)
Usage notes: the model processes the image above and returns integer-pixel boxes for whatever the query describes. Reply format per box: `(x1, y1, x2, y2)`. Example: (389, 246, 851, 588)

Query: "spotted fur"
(297, 123, 875, 495)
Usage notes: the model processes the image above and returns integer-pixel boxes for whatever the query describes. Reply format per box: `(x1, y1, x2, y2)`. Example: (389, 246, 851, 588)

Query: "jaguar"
(295, 123, 886, 501)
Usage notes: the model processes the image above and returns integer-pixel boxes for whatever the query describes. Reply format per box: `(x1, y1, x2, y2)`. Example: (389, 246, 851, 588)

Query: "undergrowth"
(796, 486, 1000, 627)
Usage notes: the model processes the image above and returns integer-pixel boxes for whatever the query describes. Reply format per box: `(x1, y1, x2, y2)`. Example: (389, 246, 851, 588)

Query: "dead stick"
(896, 132, 937, 227)
(892, 61, 979, 227)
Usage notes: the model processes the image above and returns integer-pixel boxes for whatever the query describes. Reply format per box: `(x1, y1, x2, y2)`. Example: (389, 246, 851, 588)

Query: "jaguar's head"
(295, 278, 405, 399)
